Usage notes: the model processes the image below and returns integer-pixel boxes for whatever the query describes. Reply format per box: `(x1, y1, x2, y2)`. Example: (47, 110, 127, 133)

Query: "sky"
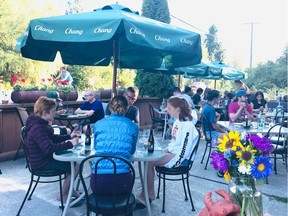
(61, 0, 287, 69)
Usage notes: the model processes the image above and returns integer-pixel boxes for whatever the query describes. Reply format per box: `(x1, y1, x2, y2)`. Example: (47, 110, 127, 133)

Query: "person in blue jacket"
(90, 95, 139, 194)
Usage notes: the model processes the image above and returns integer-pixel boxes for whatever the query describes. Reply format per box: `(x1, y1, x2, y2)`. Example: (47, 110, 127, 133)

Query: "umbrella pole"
(178, 74, 181, 87)
(112, 39, 118, 98)
(214, 80, 216, 89)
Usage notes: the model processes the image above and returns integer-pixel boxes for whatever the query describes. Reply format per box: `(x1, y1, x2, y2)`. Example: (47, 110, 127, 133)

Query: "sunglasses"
(126, 94, 137, 101)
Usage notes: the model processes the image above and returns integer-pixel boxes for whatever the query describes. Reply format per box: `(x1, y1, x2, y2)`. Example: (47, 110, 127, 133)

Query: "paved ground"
(0, 137, 287, 216)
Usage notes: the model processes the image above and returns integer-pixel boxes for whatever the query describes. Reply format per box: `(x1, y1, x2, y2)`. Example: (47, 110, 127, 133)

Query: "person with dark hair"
(91, 95, 139, 195)
(25, 96, 81, 202)
(137, 97, 199, 206)
(192, 87, 204, 106)
(184, 86, 194, 98)
(251, 91, 268, 113)
(106, 86, 140, 124)
(201, 90, 227, 140)
(228, 90, 254, 122)
(172, 87, 195, 108)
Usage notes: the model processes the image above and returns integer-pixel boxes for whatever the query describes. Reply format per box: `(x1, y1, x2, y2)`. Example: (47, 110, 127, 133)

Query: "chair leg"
(181, 174, 188, 200)
(28, 176, 40, 200)
(13, 141, 23, 161)
(274, 154, 278, 174)
(16, 175, 34, 216)
(186, 175, 195, 211)
(161, 174, 166, 213)
(59, 175, 64, 211)
(201, 142, 208, 164)
(204, 144, 212, 170)
(156, 173, 161, 199)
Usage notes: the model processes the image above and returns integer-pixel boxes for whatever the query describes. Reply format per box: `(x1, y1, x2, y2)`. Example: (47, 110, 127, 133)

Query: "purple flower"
(210, 151, 229, 172)
(247, 135, 273, 155)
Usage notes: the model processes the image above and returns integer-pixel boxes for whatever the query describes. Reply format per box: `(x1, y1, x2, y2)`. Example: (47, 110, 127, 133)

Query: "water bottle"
(148, 129, 154, 153)
(160, 99, 166, 111)
(257, 112, 263, 129)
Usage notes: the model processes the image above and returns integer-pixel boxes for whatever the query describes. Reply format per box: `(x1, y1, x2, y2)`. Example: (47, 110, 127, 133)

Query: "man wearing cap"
(47, 91, 71, 134)
(228, 90, 254, 122)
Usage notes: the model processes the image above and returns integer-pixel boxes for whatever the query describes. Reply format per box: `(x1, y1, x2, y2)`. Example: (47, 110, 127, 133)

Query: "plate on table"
(67, 115, 78, 118)
(77, 114, 88, 117)
(55, 150, 73, 156)
(58, 113, 68, 117)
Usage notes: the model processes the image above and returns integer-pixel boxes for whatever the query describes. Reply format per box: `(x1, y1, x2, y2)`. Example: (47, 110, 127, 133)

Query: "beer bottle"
(148, 129, 154, 153)
(85, 127, 91, 146)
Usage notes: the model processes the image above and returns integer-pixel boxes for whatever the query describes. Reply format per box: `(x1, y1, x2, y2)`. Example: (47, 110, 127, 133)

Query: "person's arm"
(212, 122, 226, 133)
(55, 71, 62, 80)
(245, 104, 255, 121)
(229, 103, 245, 122)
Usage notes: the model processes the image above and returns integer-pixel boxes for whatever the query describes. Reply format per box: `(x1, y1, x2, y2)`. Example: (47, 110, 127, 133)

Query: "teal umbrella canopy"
(211, 61, 247, 80)
(18, 4, 202, 69)
(179, 61, 222, 78)
(18, 4, 202, 95)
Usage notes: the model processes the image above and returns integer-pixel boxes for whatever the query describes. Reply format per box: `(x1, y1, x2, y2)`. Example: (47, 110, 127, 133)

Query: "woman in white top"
(137, 97, 199, 205)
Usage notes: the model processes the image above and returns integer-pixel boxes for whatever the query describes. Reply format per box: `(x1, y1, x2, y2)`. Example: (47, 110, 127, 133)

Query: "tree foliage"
(245, 46, 288, 92)
(205, 25, 225, 62)
(136, 0, 175, 97)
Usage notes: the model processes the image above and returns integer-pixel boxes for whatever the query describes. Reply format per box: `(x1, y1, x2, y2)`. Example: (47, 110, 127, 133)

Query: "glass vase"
(228, 177, 263, 216)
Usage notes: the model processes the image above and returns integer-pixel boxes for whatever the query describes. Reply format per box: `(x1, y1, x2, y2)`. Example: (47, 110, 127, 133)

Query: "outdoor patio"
(1, 136, 287, 216)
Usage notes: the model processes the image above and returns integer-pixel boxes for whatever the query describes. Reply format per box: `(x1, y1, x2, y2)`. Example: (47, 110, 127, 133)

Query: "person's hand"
(70, 137, 79, 146)
(239, 102, 246, 109)
(57, 109, 66, 114)
(71, 126, 81, 139)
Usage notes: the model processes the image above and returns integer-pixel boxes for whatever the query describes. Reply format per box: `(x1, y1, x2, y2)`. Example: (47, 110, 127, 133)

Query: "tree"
(205, 25, 225, 62)
(135, 0, 175, 97)
(245, 46, 288, 92)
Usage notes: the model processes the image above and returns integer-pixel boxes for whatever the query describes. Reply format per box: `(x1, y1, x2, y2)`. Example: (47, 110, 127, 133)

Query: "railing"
(0, 97, 162, 161)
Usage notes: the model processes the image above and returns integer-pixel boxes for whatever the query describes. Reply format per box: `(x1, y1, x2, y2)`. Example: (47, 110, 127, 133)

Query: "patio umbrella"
(143, 61, 222, 87)
(211, 61, 247, 80)
(17, 4, 202, 96)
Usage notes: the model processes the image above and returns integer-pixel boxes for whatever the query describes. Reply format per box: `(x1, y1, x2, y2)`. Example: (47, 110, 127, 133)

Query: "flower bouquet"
(210, 131, 273, 216)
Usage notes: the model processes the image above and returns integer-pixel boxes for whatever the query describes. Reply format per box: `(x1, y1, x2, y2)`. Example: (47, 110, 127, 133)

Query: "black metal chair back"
(155, 128, 201, 213)
(265, 124, 287, 174)
(16, 126, 66, 216)
(14, 107, 30, 160)
(79, 154, 136, 216)
(200, 114, 214, 169)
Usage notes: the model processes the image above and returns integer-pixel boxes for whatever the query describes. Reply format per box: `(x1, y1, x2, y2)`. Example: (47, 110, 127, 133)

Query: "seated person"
(91, 95, 139, 195)
(105, 86, 140, 124)
(201, 90, 226, 140)
(192, 87, 204, 107)
(137, 97, 199, 204)
(47, 91, 71, 135)
(184, 86, 194, 98)
(55, 66, 73, 85)
(251, 91, 268, 113)
(25, 96, 80, 202)
(171, 87, 195, 108)
(75, 89, 104, 131)
(228, 90, 254, 122)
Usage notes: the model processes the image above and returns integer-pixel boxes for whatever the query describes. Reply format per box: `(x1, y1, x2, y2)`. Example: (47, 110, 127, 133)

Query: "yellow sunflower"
(217, 131, 241, 152)
(235, 143, 257, 165)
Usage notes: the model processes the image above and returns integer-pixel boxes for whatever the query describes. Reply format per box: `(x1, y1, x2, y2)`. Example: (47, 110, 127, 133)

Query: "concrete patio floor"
(0, 137, 287, 216)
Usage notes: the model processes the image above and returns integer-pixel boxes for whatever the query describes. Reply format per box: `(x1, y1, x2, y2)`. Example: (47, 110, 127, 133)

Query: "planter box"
(11, 90, 78, 103)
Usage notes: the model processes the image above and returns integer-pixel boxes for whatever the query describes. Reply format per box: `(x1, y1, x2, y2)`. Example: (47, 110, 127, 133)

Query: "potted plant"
(10, 77, 78, 103)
